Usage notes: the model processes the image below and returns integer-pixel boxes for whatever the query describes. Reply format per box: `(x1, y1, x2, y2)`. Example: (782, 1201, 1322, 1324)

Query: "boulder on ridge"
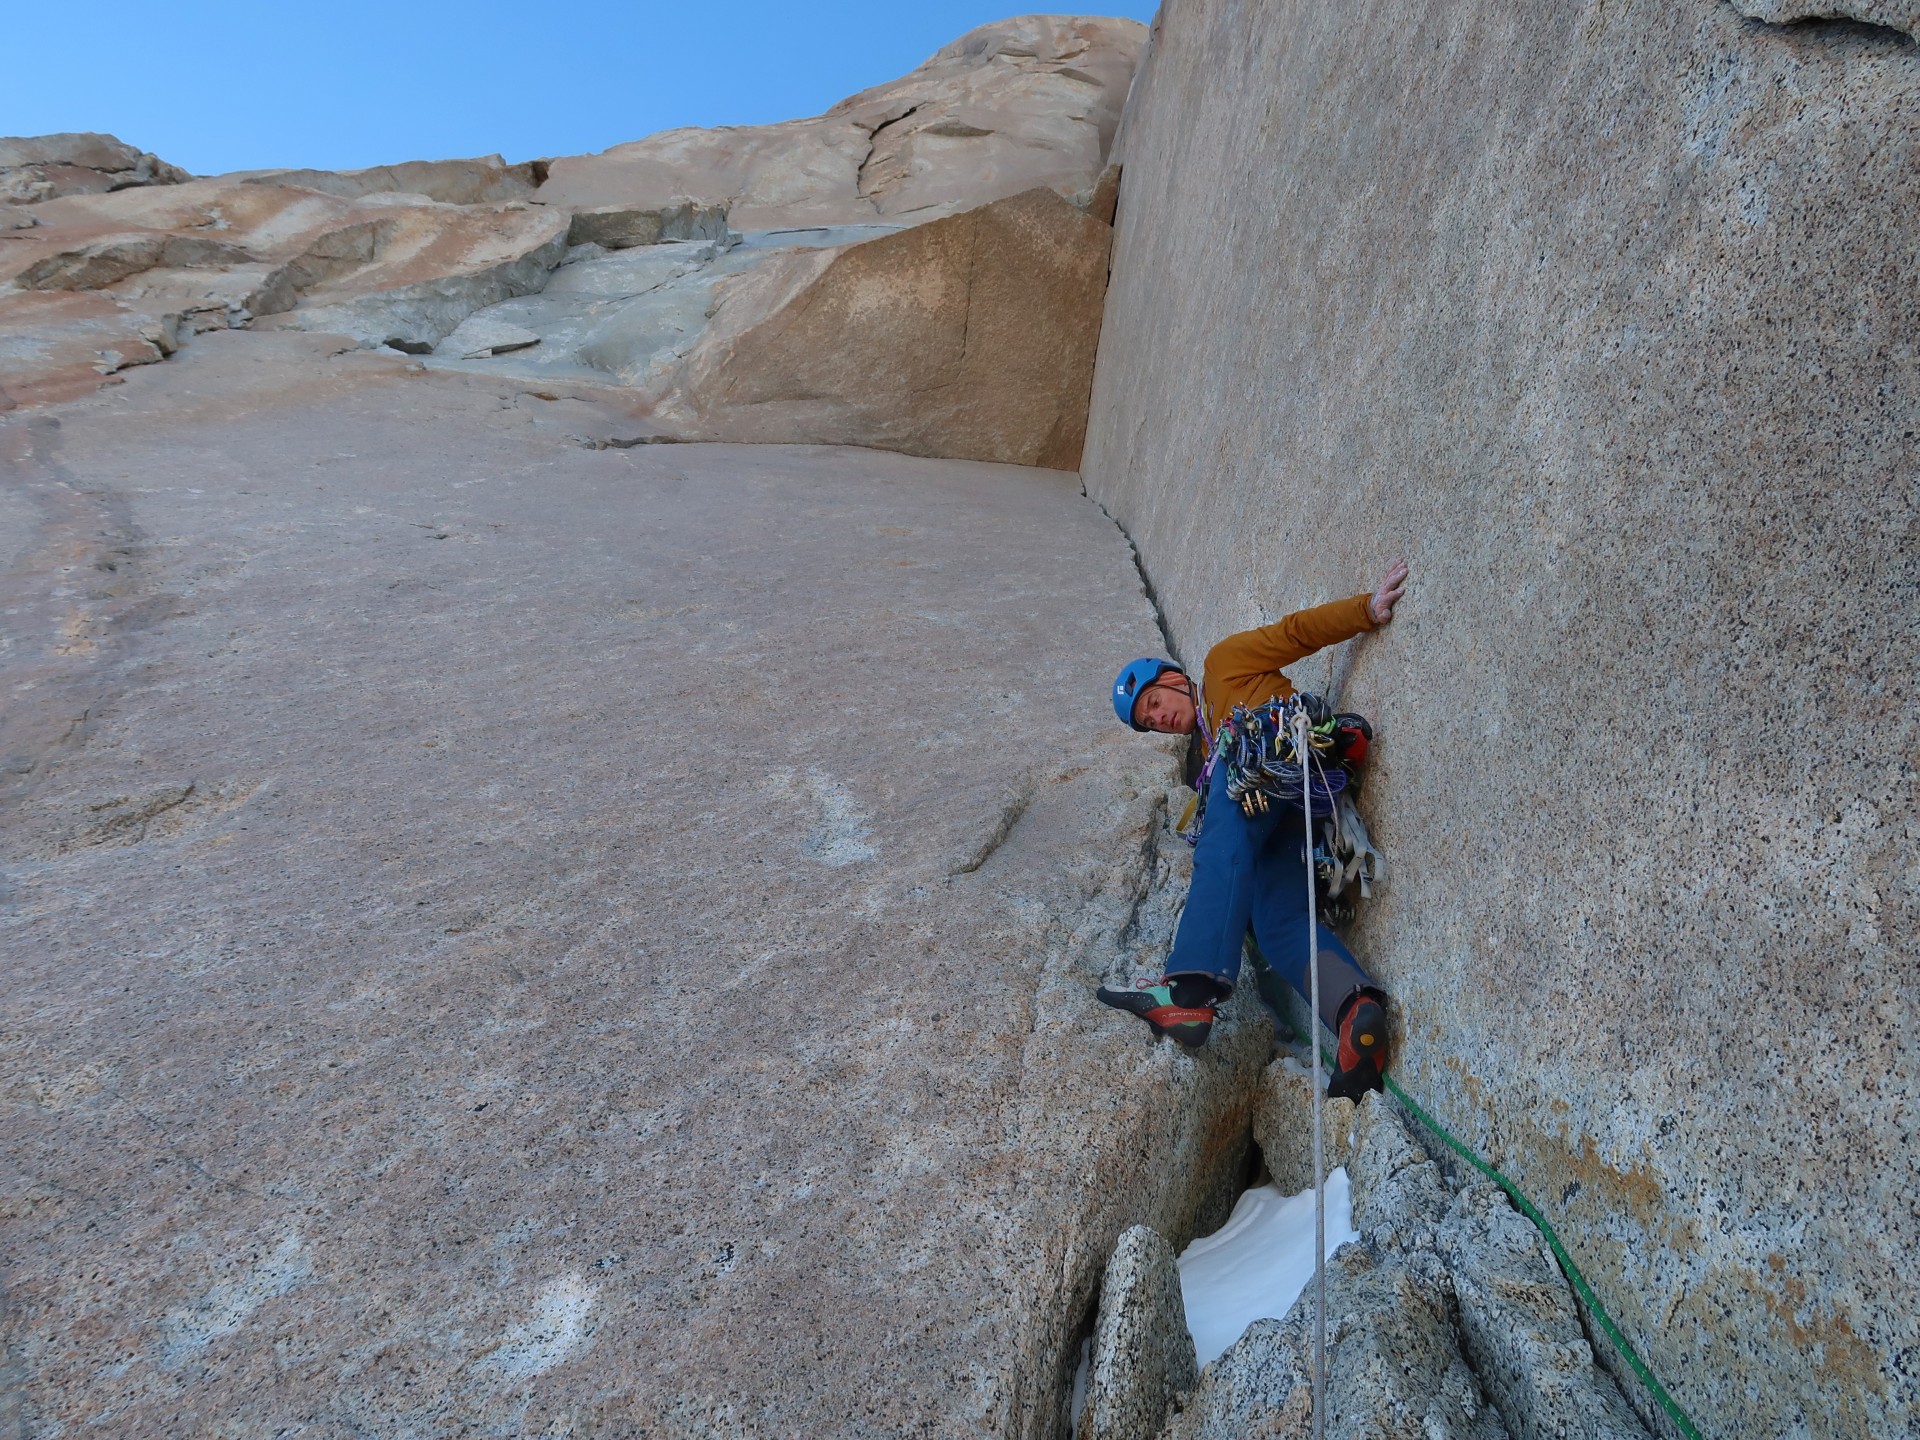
(565, 198, 731, 250)
(535, 15, 1145, 229)
(237, 154, 546, 205)
(0, 132, 189, 205)
(1084, 1225, 1196, 1440)
(642, 186, 1112, 468)
(2, 177, 569, 358)
(1253, 1056, 1356, 1193)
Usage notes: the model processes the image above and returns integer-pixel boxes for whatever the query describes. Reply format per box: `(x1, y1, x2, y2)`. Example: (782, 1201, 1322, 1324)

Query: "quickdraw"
(1215, 693, 1345, 819)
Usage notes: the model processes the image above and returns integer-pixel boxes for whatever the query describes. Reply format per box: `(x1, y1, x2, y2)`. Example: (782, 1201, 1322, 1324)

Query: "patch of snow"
(1177, 1168, 1358, 1368)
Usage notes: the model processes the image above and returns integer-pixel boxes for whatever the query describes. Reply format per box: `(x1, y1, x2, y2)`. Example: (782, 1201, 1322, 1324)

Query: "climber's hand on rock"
(1369, 559, 1409, 625)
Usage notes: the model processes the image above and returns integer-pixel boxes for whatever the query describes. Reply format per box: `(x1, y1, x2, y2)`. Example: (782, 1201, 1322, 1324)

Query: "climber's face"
(1134, 674, 1199, 735)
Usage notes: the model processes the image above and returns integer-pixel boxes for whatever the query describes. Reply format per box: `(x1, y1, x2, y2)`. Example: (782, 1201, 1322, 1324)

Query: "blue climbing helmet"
(1112, 657, 1183, 730)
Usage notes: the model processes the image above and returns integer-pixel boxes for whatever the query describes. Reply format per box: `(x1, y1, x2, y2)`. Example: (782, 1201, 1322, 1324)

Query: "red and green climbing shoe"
(1329, 993, 1389, 1100)
(1096, 981, 1216, 1050)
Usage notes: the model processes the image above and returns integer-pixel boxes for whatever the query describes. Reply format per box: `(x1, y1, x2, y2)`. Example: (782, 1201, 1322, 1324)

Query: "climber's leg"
(1250, 823, 1390, 1096)
(1247, 830, 1374, 1031)
(1098, 763, 1275, 1048)
(1162, 761, 1282, 999)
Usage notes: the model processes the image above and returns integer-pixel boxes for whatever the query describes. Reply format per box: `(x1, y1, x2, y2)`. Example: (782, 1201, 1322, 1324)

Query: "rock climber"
(1098, 560, 1409, 1099)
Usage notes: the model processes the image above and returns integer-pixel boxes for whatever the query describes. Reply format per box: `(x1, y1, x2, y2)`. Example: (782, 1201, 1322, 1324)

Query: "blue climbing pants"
(1167, 760, 1377, 1031)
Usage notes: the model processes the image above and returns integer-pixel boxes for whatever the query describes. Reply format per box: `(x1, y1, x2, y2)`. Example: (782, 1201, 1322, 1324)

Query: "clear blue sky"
(5, 3, 1159, 177)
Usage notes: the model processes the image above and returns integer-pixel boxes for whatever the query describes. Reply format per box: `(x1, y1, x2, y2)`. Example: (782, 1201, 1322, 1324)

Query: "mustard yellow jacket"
(1200, 593, 1375, 738)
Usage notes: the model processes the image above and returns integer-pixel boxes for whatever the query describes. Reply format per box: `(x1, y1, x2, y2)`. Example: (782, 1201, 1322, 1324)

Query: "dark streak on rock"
(855, 105, 924, 201)
(948, 774, 1036, 874)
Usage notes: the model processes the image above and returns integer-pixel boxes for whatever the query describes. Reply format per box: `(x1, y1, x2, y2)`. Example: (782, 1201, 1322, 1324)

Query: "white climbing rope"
(1292, 707, 1328, 1440)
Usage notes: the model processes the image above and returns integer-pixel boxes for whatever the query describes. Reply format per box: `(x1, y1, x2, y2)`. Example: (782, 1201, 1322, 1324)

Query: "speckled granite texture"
(1085, 1225, 1196, 1440)
(1440, 1183, 1650, 1440)
(1254, 1058, 1354, 1196)
(1084, 2, 1917, 1435)
(0, 331, 1268, 1437)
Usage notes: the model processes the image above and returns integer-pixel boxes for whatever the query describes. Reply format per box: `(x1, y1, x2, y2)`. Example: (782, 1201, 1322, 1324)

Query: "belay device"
(1185, 692, 1385, 928)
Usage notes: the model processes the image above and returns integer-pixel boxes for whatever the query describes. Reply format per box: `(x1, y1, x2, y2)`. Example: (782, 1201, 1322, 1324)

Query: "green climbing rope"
(1378, 1075, 1705, 1440)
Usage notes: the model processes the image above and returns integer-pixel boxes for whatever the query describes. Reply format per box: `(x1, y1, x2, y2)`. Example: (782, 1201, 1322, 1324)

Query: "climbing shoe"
(1096, 979, 1216, 1050)
(1329, 992, 1389, 1100)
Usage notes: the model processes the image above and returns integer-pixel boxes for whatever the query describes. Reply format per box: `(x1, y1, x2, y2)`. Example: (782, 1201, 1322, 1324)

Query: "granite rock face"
(1158, 1091, 1646, 1440)
(1083, 3, 1918, 1432)
(0, 17, 1139, 465)
(238, 153, 546, 205)
(1252, 1057, 1355, 1194)
(1351, 1095, 1644, 1438)
(0, 291, 184, 408)
(536, 15, 1146, 229)
(430, 314, 543, 359)
(1347, 1089, 1454, 1256)
(1157, 1317, 1311, 1440)
(565, 197, 731, 250)
(1, 175, 571, 354)
(0, 132, 189, 205)
(643, 187, 1113, 468)
(256, 204, 569, 351)
(1439, 1185, 1650, 1440)
(1162, 1096, 1507, 1440)
(0, 329, 1269, 1438)
(1085, 1225, 1197, 1440)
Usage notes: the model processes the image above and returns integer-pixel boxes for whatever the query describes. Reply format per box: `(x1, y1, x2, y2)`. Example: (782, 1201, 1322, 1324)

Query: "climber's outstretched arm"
(1203, 560, 1409, 699)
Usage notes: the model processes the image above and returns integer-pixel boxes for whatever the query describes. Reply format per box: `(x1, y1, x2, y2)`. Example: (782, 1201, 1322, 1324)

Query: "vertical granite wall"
(1082, 2, 1917, 1435)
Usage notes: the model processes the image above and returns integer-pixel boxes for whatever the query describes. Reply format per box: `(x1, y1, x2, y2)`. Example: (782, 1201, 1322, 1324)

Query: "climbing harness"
(1180, 694, 1386, 932)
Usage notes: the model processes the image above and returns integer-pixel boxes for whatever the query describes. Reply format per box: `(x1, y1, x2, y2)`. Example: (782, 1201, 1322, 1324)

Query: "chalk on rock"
(1438, 1185, 1652, 1440)
(1086, 1225, 1195, 1440)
